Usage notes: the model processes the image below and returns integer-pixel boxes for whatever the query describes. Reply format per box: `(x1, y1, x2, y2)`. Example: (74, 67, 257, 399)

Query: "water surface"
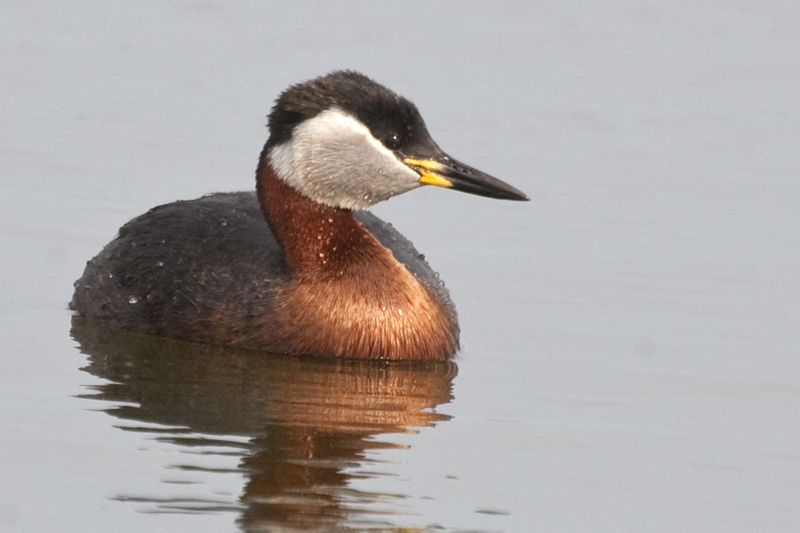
(2, 1, 799, 532)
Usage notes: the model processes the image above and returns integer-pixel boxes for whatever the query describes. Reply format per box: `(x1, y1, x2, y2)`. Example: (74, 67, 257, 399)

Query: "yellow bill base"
(418, 171, 453, 188)
(404, 158, 453, 188)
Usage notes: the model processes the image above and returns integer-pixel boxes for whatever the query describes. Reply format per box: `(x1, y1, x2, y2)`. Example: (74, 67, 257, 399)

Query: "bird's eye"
(383, 133, 404, 151)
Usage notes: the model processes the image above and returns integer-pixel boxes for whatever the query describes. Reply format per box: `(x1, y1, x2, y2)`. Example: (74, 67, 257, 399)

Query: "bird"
(70, 71, 528, 360)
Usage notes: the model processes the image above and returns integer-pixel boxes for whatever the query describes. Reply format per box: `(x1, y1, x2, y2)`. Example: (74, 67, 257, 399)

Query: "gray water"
(2, 2, 799, 532)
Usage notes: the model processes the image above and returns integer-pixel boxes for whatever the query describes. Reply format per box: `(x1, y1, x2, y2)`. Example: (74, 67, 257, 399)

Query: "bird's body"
(71, 71, 527, 360)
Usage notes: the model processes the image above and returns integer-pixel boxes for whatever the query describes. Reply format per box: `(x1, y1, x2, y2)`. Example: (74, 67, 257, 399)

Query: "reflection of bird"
(71, 71, 528, 359)
(72, 315, 458, 528)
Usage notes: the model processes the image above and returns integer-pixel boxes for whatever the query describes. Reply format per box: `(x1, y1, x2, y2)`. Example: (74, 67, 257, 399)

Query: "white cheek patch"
(268, 108, 421, 210)
(269, 140, 296, 187)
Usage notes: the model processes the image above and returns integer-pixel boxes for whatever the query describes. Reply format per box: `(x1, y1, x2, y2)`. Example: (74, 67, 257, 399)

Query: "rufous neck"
(257, 155, 371, 275)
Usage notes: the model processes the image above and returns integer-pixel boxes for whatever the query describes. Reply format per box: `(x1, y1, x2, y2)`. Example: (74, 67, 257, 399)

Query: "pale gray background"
(2, 1, 799, 531)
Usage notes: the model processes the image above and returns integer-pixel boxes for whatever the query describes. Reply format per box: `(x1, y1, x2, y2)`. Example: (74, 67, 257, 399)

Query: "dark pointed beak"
(404, 154, 529, 201)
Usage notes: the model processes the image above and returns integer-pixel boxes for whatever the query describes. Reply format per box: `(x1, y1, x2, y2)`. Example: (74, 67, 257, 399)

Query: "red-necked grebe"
(71, 71, 528, 360)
